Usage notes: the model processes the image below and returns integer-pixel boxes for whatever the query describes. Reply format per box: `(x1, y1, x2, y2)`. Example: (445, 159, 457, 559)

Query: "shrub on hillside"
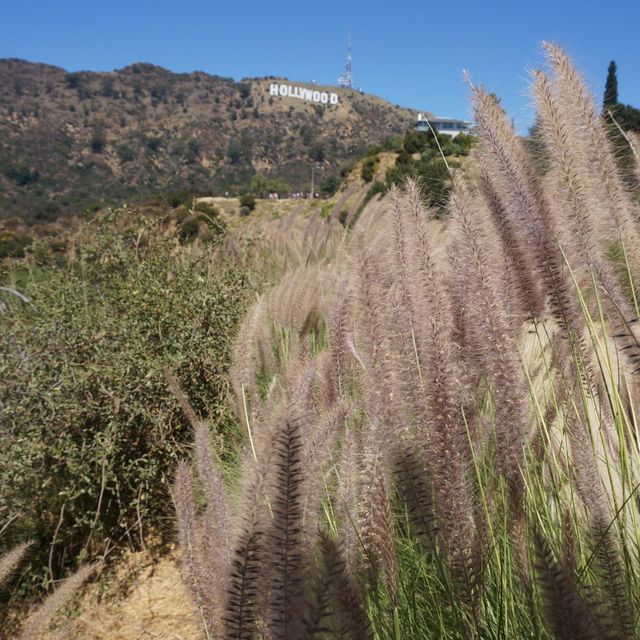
(320, 174, 340, 197)
(144, 137, 162, 153)
(339, 161, 356, 178)
(239, 193, 256, 211)
(0, 232, 32, 259)
(179, 215, 201, 242)
(441, 141, 458, 156)
(166, 190, 191, 208)
(115, 143, 135, 163)
(450, 132, 476, 155)
(90, 131, 106, 154)
(0, 209, 248, 603)
(64, 73, 82, 89)
(364, 179, 387, 205)
(403, 129, 431, 154)
(178, 210, 226, 243)
(382, 135, 403, 152)
(250, 174, 290, 197)
(361, 156, 378, 183)
(193, 200, 220, 217)
(365, 144, 382, 156)
(3, 163, 39, 187)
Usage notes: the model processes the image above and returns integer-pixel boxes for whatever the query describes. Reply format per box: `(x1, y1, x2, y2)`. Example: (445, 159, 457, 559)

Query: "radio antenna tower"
(338, 33, 353, 89)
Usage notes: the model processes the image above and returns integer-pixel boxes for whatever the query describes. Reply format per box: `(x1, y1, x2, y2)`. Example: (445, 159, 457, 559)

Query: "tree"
(604, 60, 618, 110)
(90, 131, 106, 154)
(250, 174, 289, 197)
(320, 174, 340, 197)
(616, 104, 640, 132)
(310, 144, 326, 163)
(237, 82, 251, 99)
(250, 173, 270, 196)
(227, 143, 242, 165)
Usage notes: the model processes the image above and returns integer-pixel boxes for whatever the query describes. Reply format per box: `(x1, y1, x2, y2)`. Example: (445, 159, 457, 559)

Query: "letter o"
(320, 92, 328, 104)
(280, 84, 288, 96)
(312, 91, 320, 102)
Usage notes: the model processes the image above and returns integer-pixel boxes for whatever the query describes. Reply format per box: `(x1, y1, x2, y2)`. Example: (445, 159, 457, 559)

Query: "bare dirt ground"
(56, 551, 203, 640)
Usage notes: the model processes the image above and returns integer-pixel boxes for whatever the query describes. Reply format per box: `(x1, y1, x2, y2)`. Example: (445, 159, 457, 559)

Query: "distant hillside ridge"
(0, 58, 426, 222)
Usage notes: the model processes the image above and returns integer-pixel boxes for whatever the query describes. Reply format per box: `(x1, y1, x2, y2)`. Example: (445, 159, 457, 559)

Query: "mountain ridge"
(0, 59, 426, 222)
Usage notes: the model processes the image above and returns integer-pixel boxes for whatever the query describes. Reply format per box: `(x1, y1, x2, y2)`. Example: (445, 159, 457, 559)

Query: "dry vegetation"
(3, 42, 640, 639)
(0, 59, 416, 222)
(171, 43, 640, 639)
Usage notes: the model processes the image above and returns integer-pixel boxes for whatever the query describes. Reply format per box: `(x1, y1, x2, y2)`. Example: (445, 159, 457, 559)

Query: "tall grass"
(175, 44, 640, 639)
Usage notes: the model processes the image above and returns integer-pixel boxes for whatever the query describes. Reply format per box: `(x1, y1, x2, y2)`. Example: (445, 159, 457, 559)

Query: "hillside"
(0, 59, 422, 223)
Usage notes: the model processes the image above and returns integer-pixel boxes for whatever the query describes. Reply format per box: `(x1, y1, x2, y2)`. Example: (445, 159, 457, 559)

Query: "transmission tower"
(338, 33, 353, 89)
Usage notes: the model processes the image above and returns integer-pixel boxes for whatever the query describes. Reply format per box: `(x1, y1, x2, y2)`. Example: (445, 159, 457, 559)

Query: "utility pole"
(310, 165, 318, 199)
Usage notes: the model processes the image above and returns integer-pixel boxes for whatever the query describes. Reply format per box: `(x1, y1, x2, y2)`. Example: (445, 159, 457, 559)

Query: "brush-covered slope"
(0, 59, 421, 222)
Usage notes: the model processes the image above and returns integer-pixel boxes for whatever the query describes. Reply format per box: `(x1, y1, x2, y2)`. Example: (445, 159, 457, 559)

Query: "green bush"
(386, 153, 452, 215)
(402, 128, 473, 158)
(382, 135, 403, 152)
(3, 163, 39, 187)
(179, 215, 200, 242)
(339, 161, 356, 178)
(421, 147, 436, 162)
(612, 103, 640, 131)
(396, 150, 413, 167)
(90, 132, 106, 154)
(32, 201, 62, 222)
(0, 209, 248, 600)
(403, 130, 431, 154)
(320, 174, 340, 197)
(441, 142, 457, 156)
(249, 174, 290, 197)
(144, 137, 162, 153)
(319, 202, 334, 219)
(184, 139, 200, 164)
(361, 156, 378, 183)
(115, 143, 135, 163)
(64, 73, 81, 89)
(237, 83, 251, 99)
(177, 211, 226, 243)
(193, 201, 220, 217)
(365, 144, 382, 156)
(227, 143, 242, 164)
(365, 179, 387, 203)
(239, 193, 256, 211)
(450, 132, 476, 155)
(417, 158, 453, 213)
(0, 232, 32, 259)
(166, 190, 191, 208)
(310, 144, 326, 163)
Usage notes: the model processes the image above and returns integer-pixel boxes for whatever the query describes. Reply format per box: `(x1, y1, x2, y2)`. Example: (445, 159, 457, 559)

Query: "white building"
(415, 112, 473, 138)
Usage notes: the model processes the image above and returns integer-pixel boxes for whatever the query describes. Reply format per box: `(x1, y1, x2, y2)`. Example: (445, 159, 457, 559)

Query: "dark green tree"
(603, 60, 618, 110)
(320, 174, 340, 197)
(90, 131, 106, 154)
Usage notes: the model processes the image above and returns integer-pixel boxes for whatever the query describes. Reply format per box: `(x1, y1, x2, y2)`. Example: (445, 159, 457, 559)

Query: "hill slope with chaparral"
(0, 59, 423, 223)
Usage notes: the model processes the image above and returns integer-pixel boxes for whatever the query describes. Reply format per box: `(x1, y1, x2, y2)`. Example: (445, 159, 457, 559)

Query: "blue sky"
(2, 0, 639, 132)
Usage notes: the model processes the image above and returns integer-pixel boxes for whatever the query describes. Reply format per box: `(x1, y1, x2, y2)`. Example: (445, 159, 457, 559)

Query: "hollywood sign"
(269, 83, 339, 105)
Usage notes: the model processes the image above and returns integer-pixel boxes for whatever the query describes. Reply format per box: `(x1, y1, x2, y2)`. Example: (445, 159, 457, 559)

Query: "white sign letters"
(269, 83, 339, 105)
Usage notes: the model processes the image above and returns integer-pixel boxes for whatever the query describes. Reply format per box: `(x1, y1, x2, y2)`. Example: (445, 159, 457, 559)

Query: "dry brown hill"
(0, 59, 424, 223)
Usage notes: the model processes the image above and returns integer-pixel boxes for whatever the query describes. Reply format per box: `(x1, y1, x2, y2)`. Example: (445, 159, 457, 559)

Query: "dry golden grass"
(58, 551, 203, 640)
